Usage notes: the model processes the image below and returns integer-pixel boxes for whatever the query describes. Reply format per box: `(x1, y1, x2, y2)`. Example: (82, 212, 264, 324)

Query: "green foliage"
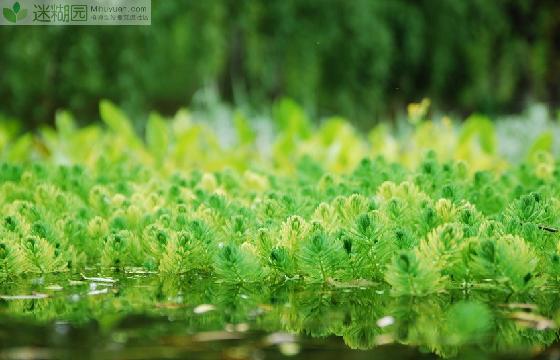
(469, 235, 540, 292)
(0, 239, 28, 279)
(146, 112, 169, 165)
(268, 246, 297, 280)
(298, 231, 345, 283)
(385, 251, 445, 296)
(213, 243, 262, 284)
(0, 102, 559, 296)
(458, 114, 496, 155)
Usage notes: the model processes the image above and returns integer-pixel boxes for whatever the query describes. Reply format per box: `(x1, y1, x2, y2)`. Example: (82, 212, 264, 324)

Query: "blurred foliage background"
(1, 0, 559, 129)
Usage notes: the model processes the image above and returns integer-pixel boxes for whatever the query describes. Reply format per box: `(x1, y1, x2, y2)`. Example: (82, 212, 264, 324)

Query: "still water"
(0, 273, 559, 359)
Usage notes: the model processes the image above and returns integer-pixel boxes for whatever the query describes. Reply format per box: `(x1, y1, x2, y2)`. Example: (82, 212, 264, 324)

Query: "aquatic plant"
(0, 100, 558, 297)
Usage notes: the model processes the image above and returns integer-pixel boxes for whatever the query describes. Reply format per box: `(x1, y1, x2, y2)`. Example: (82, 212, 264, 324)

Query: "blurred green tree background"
(1, 0, 559, 128)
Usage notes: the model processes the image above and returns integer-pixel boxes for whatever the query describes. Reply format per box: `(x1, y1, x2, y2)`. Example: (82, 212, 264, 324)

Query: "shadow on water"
(0, 274, 559, 359)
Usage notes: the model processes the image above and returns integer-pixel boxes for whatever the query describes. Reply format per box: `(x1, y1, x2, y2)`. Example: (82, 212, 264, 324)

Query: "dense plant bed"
(0, 100, 558, 296)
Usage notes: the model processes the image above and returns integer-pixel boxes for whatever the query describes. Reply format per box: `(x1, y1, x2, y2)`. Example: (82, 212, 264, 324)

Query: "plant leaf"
(55, 110, 76, 137)
(458, 114, 496, 154)
(233, 111, 255, 145)
(3, 8, 16, 23)
(99, 100, 140, 147)
(527, 131, 553, 160)
(12, 2, 20, 14)
(273, 98, 311, 139)
(146, 112, 169, 164)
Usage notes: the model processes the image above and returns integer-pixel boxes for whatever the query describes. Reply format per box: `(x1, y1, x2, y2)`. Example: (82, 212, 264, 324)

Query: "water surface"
(0, 274, 558, 359)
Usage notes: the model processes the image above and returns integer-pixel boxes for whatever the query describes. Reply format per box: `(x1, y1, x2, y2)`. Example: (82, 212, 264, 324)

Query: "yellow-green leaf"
(146, 112, 169, 163)
(527, 131, 553, 160)
(458, 114, 496, 154)
(233, 111, 255, 145)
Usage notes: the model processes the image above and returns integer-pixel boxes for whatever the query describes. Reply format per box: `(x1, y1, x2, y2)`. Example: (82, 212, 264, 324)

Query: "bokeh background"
(1, 0, 559, 129)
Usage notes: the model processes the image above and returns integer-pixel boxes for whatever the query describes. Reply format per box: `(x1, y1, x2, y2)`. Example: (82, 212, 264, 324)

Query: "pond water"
(0, 274, 558, 359)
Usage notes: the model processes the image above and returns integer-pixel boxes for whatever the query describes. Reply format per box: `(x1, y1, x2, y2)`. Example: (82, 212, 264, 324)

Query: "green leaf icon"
(17, 8, 26, 20)
(12, 1, 20, 14)
(3, 8, 16, 23)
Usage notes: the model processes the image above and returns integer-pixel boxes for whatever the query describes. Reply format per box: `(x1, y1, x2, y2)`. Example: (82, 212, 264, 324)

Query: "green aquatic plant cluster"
(0, 100, 558, 297)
